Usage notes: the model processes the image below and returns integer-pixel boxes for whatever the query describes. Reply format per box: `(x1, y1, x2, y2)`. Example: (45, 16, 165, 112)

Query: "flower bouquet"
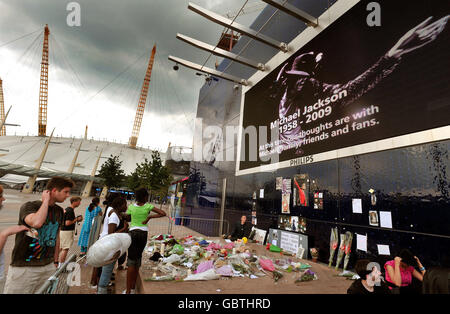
(310, 248, 319, 262)
(295, 269, 318, 283)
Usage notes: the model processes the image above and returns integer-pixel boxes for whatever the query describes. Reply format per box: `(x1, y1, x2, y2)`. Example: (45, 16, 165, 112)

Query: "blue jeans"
(97, 262, 115, 294)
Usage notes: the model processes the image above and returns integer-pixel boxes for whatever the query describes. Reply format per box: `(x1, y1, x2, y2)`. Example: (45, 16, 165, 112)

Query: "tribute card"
(352, 198, 362, 214)
(377, 244, 391, 255)
(356, 234, 367, 252)
(379, 211, 393, 228)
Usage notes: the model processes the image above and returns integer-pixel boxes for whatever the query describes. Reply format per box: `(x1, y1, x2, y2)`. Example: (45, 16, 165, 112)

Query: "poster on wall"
(314, 191, 324, 209)
(251, 209, 257, 226)
(293, 174, 309, 207)
(298, 217, 307, 233)
(276, 177, 283, 190)
(239, 0, 450, 174)
(281, 193, 290, 214)
(282, 179, 291, 195)
(277, 215, 307, 233)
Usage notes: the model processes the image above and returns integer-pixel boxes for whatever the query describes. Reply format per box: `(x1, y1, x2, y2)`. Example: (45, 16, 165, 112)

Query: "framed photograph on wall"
(369, 210, 379, 226)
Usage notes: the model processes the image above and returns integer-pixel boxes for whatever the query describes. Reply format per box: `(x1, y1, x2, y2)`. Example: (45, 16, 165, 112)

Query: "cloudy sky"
(0, 0, 263, 151)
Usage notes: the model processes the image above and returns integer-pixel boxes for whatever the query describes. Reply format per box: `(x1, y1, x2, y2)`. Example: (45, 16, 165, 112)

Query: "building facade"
(183, 0, 450, 269)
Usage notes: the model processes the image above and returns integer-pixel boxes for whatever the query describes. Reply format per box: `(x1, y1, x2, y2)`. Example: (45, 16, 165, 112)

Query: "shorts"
(60, 230, 75, 250)
(3, 264, 55, 294)
(127, 229, 148, 268)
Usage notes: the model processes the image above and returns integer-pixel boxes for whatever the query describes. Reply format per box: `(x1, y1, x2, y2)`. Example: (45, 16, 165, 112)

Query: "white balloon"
(86, 233, 132, 267)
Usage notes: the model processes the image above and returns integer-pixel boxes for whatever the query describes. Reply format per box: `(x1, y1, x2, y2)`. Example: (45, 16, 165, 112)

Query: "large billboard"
(239, 0, 449, 173)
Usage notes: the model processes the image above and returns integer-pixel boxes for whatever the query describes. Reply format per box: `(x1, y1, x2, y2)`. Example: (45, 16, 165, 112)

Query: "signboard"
(238, 0, 450, 174)
(268, 228, 308, 255)
(280, 231, 299, 254)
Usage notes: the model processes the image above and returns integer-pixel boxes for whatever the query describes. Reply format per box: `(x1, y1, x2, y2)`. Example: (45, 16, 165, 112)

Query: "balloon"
(86, 233, 131, 267)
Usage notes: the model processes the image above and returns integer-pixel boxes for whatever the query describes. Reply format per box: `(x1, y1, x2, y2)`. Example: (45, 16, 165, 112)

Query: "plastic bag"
(196, 260, 214, 273)
(198, 239, 209, 246)
(216, 265, 234, 277)
(269, 244, 282, 253)
(259, 258, 275, 272)
(171, 244, 185, 255)
(206, 242, 222, 251)
(87, 233, 131, 267)
(162, 254, 181, 264)
(223, 242, 235, 250)
(184, 268, 220, 281)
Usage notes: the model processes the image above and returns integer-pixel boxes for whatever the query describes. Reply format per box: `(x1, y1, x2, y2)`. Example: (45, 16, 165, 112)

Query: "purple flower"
(305, 269, 315, 276)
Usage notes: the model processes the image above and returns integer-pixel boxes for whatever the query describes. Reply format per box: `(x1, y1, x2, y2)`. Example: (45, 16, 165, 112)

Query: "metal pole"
(219, 177, 227, 236)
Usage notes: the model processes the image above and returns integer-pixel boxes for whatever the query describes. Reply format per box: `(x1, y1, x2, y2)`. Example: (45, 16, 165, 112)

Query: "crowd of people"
(0, 178, 449, 294)
(0, 177, 167, 294)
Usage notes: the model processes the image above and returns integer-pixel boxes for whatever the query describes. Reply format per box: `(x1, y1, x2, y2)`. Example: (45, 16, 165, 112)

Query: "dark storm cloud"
(0, 0, 256, 114)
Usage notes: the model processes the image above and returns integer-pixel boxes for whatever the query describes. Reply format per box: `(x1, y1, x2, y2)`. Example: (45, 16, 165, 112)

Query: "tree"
(98, 155, 126, 189)
(126, 170, 141, 191)
(131, 151, 173, 201)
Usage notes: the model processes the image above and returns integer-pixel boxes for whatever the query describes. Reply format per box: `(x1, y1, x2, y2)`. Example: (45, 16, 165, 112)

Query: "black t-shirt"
(11, 200, 63, 267)
(347, 279, 391, 295)
(61, 206, 76, 231)
(230, 222, 251, 240)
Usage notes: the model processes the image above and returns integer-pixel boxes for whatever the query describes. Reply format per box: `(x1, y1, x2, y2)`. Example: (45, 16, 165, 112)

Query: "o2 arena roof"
(0, 135, 166, 183)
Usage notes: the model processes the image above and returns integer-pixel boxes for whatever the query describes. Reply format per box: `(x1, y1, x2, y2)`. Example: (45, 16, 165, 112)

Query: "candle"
(161, 243, 165, 255)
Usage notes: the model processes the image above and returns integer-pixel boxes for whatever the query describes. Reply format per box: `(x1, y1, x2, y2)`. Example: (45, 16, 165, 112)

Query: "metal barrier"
(167, 216, 230, 238)
(144, 202, 230, 238)
(144, 214, 229, 238)
(35, 252, 83, 294)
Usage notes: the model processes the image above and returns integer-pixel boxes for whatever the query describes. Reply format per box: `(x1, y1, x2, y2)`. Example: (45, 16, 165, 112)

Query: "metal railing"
(167, 216, 230, 238)
(35, 252, 82, 294)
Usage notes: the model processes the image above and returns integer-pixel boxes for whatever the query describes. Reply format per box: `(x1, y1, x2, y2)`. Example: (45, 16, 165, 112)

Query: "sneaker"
(89, 285, 97, 289)
(122, 289, 136, 294)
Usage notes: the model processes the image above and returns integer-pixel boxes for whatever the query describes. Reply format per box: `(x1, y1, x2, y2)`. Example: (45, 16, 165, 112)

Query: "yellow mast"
(128, 44, 156, 148)
(38, 25, 50, 136)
